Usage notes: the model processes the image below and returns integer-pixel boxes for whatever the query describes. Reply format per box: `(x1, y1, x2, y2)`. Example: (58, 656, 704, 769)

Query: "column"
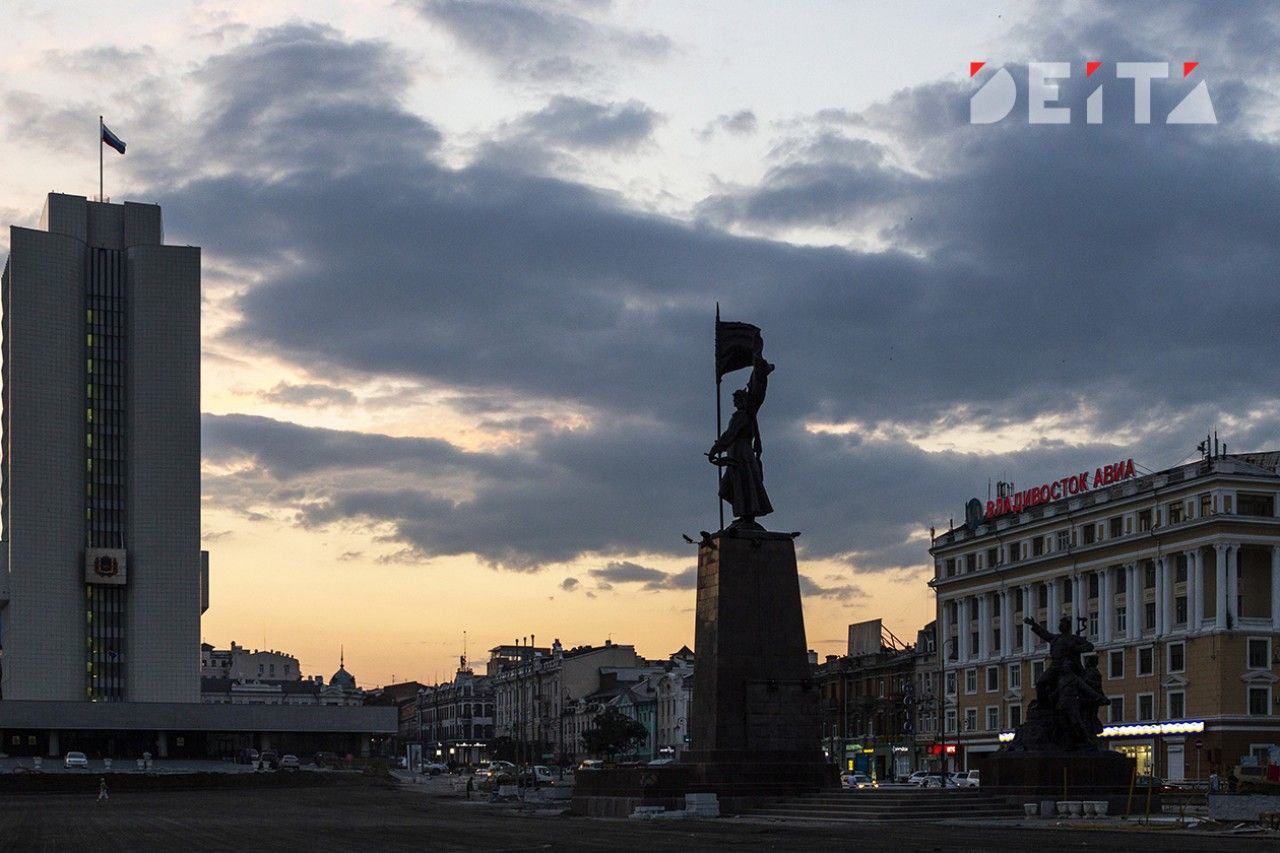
(940, 597, 951, 659)
(957, 598, 969, 661)
(1155, 556, 1168, 636)
(1215, 544, 1228, 629)
(1099, 567, 1112, 643)
(1022, 585, 1034, 650)
(1188, 550, 1202, 635)
(1227, 544, 1240, 623)
(1071, 574, 1082, 623)
(1126, 563, 1140, 640)
(978, 594, 991, 660)
(1046, 578, 1059, 634)
(1272, 546, 1280, 628)
(1000, 590, 1012, 658)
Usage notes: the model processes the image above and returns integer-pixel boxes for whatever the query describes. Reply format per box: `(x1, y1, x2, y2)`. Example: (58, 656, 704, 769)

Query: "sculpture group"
(1006, 615, 1111, 752)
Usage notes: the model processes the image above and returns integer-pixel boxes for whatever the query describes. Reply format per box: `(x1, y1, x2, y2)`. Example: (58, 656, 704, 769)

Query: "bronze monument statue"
(707, 352, 774, 529)
(1007, 615, 1110, 752)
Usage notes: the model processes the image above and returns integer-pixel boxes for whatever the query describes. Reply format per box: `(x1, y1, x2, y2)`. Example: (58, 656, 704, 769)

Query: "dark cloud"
(799, 574, 863, 601)
(589, 561, 665, 583)
(148, 16, 1280, 579)
(410, 0, 669, 80)
(699, 109, 757, 140)
(517, 96, 659, 151)
(258, 382, 357, 408)
(560, 576, 580, 591)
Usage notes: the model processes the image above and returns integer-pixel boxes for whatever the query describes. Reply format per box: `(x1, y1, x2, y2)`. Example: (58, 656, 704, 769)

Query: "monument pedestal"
(975, 750, 1150, 813)
(572, 529, 835, 817)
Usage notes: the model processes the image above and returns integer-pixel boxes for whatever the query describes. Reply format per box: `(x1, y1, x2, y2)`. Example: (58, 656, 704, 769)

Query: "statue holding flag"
(708, 315, 774, 529)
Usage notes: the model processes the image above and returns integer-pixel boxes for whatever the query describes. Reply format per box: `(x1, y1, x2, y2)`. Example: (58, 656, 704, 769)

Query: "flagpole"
(99, 116, 103, 203)
(715, 302, 724, 531)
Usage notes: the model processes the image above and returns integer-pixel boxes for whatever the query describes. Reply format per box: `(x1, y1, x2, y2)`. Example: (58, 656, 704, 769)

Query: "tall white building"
(1, 193, 205, 703)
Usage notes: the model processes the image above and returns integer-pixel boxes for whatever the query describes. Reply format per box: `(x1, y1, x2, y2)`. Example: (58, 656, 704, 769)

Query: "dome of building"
(330, 648, 356, 690)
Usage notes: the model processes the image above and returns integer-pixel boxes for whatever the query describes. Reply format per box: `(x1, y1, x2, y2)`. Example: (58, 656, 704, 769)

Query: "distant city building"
(931, 449, 1280, 780)
(416, 661, 494, 766)
(201, 641, 301, 681)
(1, 192, 204, 702)
(815, 619, 917, 780)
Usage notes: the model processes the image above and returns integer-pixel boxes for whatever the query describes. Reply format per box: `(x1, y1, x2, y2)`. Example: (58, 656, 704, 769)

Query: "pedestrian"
(98, 777, 108, 802)
(466, 776, 474, 800)
(1208, 769, 1220, 793)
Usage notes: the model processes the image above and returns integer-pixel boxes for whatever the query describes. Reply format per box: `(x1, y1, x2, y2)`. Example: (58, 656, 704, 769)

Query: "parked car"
(420, 761, 449, 775)
(905, 771, 931, 786)
(954, 769, 980, 789)
(279, 754, 300, 771)
(840, 771, 875, 789)
(258, 750, 280, 770)
(475, 760, 516, 780)
(234, 748, 260, 765)
(518, 765, 556, 785)
(64, 751, 89, 769)
(577, 759, 604, 771)
(920, 772, 952, 788)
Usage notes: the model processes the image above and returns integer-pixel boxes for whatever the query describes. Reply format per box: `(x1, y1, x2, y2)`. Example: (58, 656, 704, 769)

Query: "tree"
(486, 736, 518, 764)
(581, 708, 648, 761)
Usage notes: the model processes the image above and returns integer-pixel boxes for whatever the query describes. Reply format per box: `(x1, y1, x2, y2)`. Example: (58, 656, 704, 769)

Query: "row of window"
(947, 638, 1273, 696)
(942, 491, 1276, 577)
(945, 684, 1275, 733)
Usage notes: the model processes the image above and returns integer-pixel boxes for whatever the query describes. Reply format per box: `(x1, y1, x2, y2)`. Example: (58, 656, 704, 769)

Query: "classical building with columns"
(929, 449, 1280, 781)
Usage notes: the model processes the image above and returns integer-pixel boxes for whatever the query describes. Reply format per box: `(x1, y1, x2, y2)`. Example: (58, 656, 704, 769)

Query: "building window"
(1109, 696, 1125, 723)
(1056, 530, 1071, 551)
(986, 667, 999, 692)
(1088, 573, 1100, 599)
(965, 553, 977, 573)
(992, 595, 1001, 617)
(1144, 602, 1156, 632)
(1168, 642, 1185, 673)
(1168, 502, 1183, 524)
(1108, 650, 1124, 679)
(945, 671, 957, 695)
(1138, 510, 1151, 531)
(1248, 638, 1271, 670)
(945, 709, 957, 733)
(1238, 493, 1275, 517)
(1109, 517, 1123, 538)
(1144, 563, 1156, 588)
(1167, 691, 1185, 719)
(986, 706, 999, 731)
(945, 558, 956, 577)
(987, 547, 999, 567)
(1137, 693, 1154, 721)
(1038, 585, 1049, 609)
(1008, 663, 1021, 691)
(1009, 704, 1022, 728)
(965, 669, 977, 695)
(1115, 568, 1126, 594)
(1247, 687, 1270, 716)
(1032, 660, 1045, 683)
(1116, 606, 1127, 634)
(1137, 646, 1154, 676)
(971, 631, 979, 653)
(1198, 493, 1211, 517)
(965, 708, 978, 731)
(1175, 557, 1187, 584)
(1088, 612, 1098, 637)
(1078, 524, 1094, 545)
(1175, 596, 1187, 625)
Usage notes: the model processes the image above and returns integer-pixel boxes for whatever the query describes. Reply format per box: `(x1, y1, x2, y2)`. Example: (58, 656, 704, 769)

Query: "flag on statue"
(101, 123, 126, 155)
(715, 319, 762, 380)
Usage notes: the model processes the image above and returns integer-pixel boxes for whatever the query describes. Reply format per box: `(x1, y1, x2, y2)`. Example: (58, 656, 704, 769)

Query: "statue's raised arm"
(1023, 616, 1055, 643)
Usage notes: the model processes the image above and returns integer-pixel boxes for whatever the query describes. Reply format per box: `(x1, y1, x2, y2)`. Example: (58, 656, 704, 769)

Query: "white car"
(905, 771, 931, 786)
(64, 751, 89, 769)
(279, 754, 300, 770)
(953, 769, 980, 788)
(840, 771, 875, 789)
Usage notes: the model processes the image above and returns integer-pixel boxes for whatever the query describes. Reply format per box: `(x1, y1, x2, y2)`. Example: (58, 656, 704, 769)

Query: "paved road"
(0, 785, 1272, 852)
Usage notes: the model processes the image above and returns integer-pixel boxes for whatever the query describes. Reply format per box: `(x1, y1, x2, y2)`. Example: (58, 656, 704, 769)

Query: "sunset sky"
(2, 1, 1277, 687)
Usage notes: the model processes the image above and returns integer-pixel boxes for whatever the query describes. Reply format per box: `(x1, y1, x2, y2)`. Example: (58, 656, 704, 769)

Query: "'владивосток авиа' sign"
(985, 458, 1136, 519)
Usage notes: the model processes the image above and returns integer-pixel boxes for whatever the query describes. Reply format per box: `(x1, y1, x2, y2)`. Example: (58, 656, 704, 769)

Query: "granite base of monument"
(975, 750, 1154, 814)
(572, 530, 836, 817)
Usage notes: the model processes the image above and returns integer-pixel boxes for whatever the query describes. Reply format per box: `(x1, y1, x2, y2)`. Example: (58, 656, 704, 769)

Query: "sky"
(2, 1, 1278, 687)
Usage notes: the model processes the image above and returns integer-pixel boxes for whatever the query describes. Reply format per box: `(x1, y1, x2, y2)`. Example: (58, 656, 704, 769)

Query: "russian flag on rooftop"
(101, 123, 126, 155)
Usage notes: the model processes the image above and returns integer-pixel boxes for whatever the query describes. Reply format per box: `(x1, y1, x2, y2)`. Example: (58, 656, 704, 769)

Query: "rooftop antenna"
(1214, 430, 1219, 458)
